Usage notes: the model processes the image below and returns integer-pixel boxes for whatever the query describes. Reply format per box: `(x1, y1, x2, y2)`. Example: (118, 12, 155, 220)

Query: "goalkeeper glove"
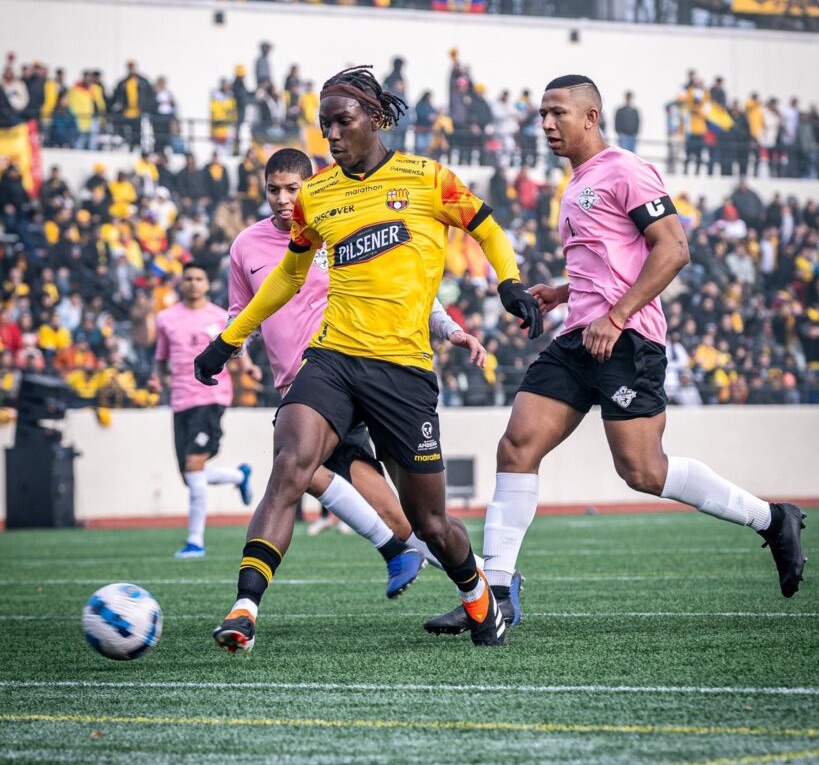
(194, 334, 237, 386)
(498, 278, 543, 339)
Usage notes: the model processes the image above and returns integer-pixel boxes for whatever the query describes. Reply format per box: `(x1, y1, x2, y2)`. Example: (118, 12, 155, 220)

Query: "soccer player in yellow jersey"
(195, 65, 543, 650)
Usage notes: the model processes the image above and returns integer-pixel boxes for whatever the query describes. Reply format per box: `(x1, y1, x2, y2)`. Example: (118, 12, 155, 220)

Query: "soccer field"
(0, 511, 816, 765)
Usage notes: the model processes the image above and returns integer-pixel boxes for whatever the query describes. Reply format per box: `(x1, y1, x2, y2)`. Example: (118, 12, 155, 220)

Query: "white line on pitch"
(2, 680, 817, 696)
(1, 611, 816, 621)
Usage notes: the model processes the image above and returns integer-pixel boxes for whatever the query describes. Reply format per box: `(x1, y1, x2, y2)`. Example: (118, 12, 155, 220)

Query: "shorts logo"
(386, 188, 410, 211)
(611, 386, 637, 409)
(578, 186, 598, 211)
(417, 421, 439, 452)
(194, 431, 210, 447)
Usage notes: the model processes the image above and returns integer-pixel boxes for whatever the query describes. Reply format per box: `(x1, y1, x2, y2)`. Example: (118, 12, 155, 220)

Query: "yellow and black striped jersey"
(224, 150, 520, 370)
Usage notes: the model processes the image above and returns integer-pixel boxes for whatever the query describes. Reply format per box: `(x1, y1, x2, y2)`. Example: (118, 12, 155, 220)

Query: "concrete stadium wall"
(3, 0, 819, 147)
(0, 405, 817, 522)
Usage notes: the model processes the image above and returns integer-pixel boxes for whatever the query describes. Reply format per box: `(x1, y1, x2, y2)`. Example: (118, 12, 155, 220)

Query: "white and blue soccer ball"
(82, 583, 163, 661)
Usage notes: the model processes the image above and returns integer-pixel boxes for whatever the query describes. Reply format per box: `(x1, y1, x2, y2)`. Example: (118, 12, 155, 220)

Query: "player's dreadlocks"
(320, 65, 407, 129)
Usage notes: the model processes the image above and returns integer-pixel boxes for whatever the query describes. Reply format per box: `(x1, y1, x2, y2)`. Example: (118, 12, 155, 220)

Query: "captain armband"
(628, 195, 676, 234)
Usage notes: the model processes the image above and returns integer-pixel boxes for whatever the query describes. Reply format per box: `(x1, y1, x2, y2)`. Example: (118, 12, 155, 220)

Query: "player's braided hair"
(320, 65, 407, 129)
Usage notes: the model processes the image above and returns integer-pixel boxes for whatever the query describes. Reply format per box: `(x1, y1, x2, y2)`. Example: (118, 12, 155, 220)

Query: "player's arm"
(583, 203, 689, 363)
(429, 297, 486, 368)
(609, 213, 689, 326)
(147, 320, 169, 394)
(195, 245, 317, 386)
(435, 165, 542, 339)
(470, 215, 543, 339)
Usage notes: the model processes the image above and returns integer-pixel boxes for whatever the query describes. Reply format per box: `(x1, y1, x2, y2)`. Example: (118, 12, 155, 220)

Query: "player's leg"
(359, 358, 504, 646)
(173, 405, 225, 559)
(425, 333, 594, 635)
(395, 466, 504, 646)
(599, 330, 805, 598)
(196, 406, 253, 506)
(307, 449, 427, 598)
(346, 451, 450, 570)
(214, 402, 342, 653)
(604, 413, 806, 597)
(423, 392, 583, 635)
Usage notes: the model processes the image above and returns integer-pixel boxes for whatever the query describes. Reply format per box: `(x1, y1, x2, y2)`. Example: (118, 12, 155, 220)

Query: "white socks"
(204, 464, 244, 485)
(183, 470, 208, 547)
(661, 456, 771, 531)
(483, 472, 539, 589)
(231, 597, 258, 619)
(315, 474, 394, 549)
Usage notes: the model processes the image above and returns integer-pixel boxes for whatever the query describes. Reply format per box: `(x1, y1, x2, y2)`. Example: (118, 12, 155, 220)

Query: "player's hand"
(498, 278, 544, 339)
(146, 374, 162, 395)
(194, 334, 237, 386)
(448, 330, 486, 368)
(582, 314, 622, 363)
(529, 284, 562, 314)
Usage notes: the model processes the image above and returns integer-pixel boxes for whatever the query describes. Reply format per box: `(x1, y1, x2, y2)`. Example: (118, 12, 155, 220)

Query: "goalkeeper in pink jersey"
(227, 147, 489, 601)
(426, 74, 805, 635)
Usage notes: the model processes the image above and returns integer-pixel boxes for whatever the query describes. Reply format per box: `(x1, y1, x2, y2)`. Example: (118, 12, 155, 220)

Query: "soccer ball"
(82, 582, 163, 661)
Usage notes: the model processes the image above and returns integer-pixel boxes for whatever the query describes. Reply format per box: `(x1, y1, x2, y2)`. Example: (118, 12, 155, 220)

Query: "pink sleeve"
(154, 314, 168, 362)
(618, 157, 669, 215)
(228, 239, 253, 318)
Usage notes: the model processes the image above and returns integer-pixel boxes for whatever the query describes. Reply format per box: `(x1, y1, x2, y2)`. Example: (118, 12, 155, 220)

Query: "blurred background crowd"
(0, 41, 817, 415)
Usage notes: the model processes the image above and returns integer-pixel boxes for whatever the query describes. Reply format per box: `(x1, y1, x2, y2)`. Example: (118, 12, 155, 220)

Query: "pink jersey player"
(228, 219, 329, 396)
(155, 300, 233, 412)
(558, 146, 670, 345)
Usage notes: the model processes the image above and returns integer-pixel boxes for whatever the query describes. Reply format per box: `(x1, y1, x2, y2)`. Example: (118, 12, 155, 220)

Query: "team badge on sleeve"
(386, 188, 410, 211)
(578, 187, 598, 211)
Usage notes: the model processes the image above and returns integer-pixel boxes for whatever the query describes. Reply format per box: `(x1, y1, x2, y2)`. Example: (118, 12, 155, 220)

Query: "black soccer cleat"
(213, 609, 256, 654)
(760, 503, 807, 598)
(424, 571, 523, 636)
(465, 584, 506, 647)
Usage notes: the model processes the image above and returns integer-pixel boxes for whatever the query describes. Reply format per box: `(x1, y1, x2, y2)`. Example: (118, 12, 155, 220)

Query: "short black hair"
(544, 74, 602, 108)
(182, 261, 208, 274)
(265, 148, 313, 180)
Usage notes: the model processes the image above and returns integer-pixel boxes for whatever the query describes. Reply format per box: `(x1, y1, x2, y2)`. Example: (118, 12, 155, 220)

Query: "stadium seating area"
(1, 51, 817, 411)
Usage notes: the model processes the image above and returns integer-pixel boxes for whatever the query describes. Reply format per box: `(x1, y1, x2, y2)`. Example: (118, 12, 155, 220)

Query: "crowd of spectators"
(666, 69, 819, 180)
(1, 51, 817, 414)
(4, 49, 818, 183)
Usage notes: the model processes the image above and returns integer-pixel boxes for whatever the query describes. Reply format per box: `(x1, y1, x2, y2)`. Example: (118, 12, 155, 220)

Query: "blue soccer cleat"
(175, 542, 205, 559)
(237, 464, 253, 506)
(386, 548, 426, 599)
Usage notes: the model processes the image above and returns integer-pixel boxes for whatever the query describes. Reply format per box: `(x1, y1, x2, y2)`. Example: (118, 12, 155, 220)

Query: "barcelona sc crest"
(386, 189, 410, 211)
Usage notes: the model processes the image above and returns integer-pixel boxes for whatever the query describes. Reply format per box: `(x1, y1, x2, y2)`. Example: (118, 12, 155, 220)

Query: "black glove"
(498, 278, 543, 339)
(194, 334, 236, 386)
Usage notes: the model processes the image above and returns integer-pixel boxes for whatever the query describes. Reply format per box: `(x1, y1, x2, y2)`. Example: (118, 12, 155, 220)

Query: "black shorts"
(519, 328, 667, 420)
(322, 421, 383, 482)
(173, 404, 225, 473)
(281, 347, 444, 473)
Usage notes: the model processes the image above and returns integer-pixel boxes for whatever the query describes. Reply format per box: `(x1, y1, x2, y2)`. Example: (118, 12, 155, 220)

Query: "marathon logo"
(413, 453, 442, 463)
(345, 184, 383, 197)
(334, 221, 411, 267)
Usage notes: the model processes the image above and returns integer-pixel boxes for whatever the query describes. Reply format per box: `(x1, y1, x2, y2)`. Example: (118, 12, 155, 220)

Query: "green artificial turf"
(0, 511, 816, 764)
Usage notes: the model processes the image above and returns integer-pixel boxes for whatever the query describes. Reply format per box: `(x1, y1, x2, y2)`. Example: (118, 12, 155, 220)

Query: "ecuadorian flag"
(705, 102, 734, 134)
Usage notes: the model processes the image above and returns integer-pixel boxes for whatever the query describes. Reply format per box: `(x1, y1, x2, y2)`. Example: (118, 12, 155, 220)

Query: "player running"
(426, 74, 806, 635)
(195, 65, 542, 650)
(150, 262, 254, 559)
(228, 146, 491, 599)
